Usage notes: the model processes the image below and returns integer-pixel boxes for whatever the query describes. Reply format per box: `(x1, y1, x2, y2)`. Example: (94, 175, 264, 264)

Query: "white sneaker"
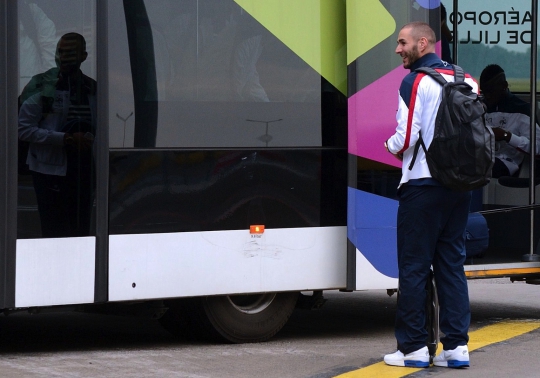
(384, 346, 430, 368)
(433, 345, 469, 368)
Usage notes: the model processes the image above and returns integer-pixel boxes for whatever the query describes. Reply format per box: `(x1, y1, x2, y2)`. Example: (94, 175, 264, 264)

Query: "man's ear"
(418, 37, 428, 52)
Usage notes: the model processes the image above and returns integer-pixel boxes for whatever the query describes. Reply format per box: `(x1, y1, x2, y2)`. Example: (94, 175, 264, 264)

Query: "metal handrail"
(479, 203, 540, 215)
(526, 0, 539, 260)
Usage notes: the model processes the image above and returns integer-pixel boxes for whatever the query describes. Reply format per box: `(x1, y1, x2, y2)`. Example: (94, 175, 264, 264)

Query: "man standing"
(383, 22, 474, 368)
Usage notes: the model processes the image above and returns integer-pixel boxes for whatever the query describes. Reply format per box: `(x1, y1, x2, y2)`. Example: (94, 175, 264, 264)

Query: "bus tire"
(160, 292, 299, 343)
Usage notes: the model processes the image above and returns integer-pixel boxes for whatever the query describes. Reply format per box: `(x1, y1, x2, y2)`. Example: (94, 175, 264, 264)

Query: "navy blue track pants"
(395, 184, 471, 354)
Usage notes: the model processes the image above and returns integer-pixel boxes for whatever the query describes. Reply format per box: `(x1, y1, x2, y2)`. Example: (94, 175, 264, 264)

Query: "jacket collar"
(410, 53, 444, 71)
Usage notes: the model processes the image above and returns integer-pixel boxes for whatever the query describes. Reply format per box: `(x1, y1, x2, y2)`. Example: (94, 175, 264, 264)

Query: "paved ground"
(0, 278, 538, 377)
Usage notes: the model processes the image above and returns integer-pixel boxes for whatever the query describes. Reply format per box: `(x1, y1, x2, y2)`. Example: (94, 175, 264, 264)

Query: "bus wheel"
(160, 292, 299, 343)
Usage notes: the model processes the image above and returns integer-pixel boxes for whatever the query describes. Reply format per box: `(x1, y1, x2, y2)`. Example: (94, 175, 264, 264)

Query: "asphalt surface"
(0, 278, 538, 377)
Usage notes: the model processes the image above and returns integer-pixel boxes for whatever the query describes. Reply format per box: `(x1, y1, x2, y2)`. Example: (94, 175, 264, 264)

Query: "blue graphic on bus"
(347, 187, 399, 278)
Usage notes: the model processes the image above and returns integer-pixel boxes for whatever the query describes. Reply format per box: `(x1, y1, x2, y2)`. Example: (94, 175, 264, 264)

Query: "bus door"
(346, 1, 440, 290)
(444, 0, 540, 280)
(13, 0, 106, 308)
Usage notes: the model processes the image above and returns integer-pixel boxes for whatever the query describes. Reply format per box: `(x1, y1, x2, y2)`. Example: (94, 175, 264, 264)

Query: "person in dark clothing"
(480, 64, 540, 178)
(440, 4, 453, 64)
(441, 4, 454, 64)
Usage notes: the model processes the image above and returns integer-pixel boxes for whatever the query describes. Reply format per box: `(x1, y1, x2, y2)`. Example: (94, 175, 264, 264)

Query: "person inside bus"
(480, 64, 540, 178)
(384, 22, 472, 369)
(18, 32, 96, 238)
(440, 4, 453, 64)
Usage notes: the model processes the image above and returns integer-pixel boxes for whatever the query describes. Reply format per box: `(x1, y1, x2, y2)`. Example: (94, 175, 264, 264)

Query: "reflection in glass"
(109, 0, 327, 148)
(442, 0, 533, 90)
(19, 1, 57, 92)
(17, 0, 96, 239)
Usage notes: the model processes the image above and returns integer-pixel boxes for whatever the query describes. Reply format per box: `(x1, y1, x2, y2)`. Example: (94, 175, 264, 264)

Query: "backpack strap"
(416, 65, 467, 85)
(415, 67, 448, 86)
(409, 65, 467, 171)
(452, 64, 465, 83)
(408, 131, 428, 171)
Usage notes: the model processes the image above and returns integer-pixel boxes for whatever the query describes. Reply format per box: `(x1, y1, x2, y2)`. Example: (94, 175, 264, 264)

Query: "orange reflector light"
(250, 225, 265, 234)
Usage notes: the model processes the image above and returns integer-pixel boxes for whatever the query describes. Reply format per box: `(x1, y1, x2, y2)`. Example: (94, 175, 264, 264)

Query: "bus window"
(17, 0, 97, 239)
(105, 1, 347, 235)
(442, 0, 532, 91)
(107, 0, 343, 149)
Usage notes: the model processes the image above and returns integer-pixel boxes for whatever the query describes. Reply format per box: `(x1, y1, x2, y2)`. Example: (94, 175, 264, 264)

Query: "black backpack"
(409, 65, 495, 191)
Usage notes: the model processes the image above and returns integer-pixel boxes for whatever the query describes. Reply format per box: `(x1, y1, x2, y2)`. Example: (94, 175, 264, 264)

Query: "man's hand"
(72, 132, 93, 151)
(385, 140, 403, 161)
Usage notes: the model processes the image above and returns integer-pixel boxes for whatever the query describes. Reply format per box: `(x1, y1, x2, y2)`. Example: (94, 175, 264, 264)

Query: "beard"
(403, 45, 420, 69)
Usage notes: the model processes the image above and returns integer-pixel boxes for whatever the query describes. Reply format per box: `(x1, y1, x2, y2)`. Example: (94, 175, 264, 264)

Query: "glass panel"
(17, 0, 97, 238)
(108, 0, 325, 148)
(442, 0, 532, 91)
(443, 1, 540, 264)
(443, 0, 537, 196)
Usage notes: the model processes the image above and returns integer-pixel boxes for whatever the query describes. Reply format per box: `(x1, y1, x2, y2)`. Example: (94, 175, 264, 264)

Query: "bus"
(1, 0, 539, 344)
(348, 0, 540, 293)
